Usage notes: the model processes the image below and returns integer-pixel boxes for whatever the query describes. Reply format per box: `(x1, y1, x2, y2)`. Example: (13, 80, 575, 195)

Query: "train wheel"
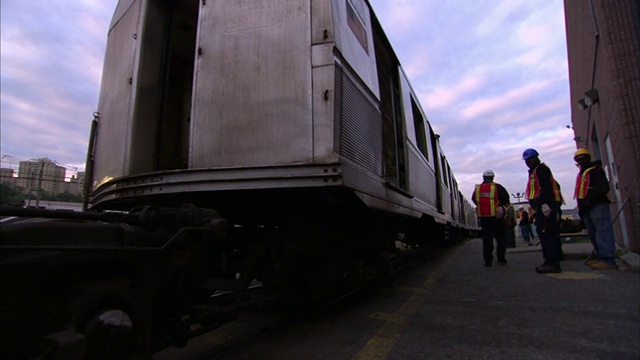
(70, 281, 155, 360)
(81, 309, 136, 360)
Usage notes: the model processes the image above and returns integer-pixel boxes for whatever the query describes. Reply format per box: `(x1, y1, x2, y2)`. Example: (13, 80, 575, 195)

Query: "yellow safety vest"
(525, 164, 562, 202)
(574, 165, 597, 199)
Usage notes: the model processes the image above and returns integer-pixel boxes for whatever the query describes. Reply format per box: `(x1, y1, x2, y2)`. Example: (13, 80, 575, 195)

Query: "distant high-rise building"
(60, 173, 84, 196)
(16, 158, 66, 196)
(0, 168, 16, 186)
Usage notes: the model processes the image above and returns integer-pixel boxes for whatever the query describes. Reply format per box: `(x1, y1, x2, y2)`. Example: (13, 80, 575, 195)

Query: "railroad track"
(153, 245, 444, 359)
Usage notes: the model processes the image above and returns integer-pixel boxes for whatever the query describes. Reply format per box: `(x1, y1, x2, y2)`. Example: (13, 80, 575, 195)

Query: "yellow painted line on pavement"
(367, 312, 392, 321)
(546, 271, 604, 279)
(352, 247, 463, 360)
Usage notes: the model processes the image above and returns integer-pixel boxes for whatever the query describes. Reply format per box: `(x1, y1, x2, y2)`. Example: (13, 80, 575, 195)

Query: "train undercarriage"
(0, 197, 459, 359)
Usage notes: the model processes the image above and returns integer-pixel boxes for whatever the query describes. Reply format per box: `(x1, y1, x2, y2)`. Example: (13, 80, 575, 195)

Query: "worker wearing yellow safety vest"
(522, 148, 564, 274)
(573, 148, 617, 270)
(471, 170, 510, 267)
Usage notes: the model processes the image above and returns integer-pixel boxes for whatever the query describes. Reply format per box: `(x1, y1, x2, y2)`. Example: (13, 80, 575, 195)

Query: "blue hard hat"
(522, 148, 539, 160)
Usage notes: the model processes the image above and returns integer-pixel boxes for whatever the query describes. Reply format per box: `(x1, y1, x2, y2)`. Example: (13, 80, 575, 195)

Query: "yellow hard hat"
(574, 148, 591, 160)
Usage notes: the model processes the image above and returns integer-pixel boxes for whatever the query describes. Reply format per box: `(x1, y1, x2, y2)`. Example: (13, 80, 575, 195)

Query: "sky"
(0, 0, 578, 208)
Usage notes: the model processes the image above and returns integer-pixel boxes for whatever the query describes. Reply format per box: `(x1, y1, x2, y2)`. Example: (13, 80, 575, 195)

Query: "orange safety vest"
(474, 183, 498, 217)
(574, 165, 597, 199)
(525, 163, 562, 202)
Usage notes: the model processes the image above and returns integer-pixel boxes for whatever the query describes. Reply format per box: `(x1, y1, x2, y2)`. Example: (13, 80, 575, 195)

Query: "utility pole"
(35, 159, 45, 208)
(511, 192, 524, 203)
(27, 171, 35, 207)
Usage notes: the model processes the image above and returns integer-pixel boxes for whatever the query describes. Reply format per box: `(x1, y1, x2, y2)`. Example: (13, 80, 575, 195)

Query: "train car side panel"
(397, 70, 438, 209)
(190, 1, 313, 168)
(330, 0, 379, 100)
(92, 0, 141, 189)
(311, 0, 338, 161)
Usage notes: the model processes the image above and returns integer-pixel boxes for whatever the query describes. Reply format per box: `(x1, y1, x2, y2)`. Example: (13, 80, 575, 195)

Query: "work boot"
(535, 264, 561, 273)
(589, 260, 618, 270)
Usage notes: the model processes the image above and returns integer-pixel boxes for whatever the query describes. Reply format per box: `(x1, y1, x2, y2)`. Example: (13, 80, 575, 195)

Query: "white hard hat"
(482, 170, 495, 178)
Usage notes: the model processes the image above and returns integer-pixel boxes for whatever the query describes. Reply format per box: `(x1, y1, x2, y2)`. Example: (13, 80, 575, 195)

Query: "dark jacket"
(577, 160, 610, 214)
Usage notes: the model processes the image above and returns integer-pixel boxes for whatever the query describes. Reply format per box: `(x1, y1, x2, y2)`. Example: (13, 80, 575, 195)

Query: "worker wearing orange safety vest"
(471, 170, 510, 267)
(522, 148, 563, 274)
(573, 148, 617, 270)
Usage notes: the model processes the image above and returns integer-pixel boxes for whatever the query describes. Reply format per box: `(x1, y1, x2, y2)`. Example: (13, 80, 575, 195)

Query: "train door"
(156, 0, 199, 170)
(410, 97, 429, 162)
(128, 0, 199, 172)
(605, 135, 629, 247)
(374, 25, 407, 190)
(448, 164, 456, 219)
(429, 128, 443, 213)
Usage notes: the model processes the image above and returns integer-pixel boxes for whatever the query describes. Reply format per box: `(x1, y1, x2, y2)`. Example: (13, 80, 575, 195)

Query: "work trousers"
(520, 223, 533, 241)
(534, 203, 563, 266)
(582, 203, 617, 265)
(479, 217, 506, 263)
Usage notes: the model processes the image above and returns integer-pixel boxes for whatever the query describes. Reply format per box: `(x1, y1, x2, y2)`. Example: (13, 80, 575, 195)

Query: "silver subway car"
(88, 0, 477, 245)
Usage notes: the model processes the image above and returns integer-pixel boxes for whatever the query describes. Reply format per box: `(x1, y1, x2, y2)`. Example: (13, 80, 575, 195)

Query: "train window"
(441, 155, 448, 188)
(411, 97, 429, 161)
(346, 0, 369, 54)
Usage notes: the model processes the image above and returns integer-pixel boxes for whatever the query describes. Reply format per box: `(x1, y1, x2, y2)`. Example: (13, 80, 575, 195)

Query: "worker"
(573, 148, 617, 269)
(505, 204, 516, 248)
(518, 206, 534, 245)
(471, 170, 510, 267)
(522, 148, 563, 274)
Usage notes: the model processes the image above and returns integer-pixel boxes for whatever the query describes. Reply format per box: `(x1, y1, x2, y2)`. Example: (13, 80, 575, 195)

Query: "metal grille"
(340, 73, 382, 176)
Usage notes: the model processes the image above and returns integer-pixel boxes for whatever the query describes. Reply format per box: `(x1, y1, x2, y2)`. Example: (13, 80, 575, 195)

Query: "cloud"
(458, 79, 554, 120)
(1, 0, 577, 209)
(370, 0, 576, 207)
(1, 0, 115, 173)
(421, 71, 488, 110)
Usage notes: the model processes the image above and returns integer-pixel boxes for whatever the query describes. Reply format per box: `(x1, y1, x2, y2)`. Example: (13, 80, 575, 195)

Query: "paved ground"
(200, 236, 640, 360)
(377, 238, 640, 360)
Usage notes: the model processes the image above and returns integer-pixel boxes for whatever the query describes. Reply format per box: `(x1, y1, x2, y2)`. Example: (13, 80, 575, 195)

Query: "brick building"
(564, 0, 639, 253)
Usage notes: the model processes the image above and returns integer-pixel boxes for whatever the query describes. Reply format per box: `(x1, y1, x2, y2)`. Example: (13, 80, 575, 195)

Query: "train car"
(1, 0, 480, 357)
(84, 0, 484, 290)
(89, 0, 475, 240)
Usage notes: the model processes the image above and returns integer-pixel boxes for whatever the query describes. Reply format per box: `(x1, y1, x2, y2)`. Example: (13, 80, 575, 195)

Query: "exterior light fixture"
(577, 89, 599, 110)
(577, 98, 588, 110)
(584, 89, 599, 106)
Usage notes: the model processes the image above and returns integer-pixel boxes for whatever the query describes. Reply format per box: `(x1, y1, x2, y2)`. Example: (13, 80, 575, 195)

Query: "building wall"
(59, 174, 83, 196)
(0, 168, 15, 185)
(564, 0, 640, 253)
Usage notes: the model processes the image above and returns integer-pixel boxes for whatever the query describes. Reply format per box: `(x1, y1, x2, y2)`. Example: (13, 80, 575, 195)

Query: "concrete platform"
(210, 237, 640, 360)
(377, 238, 640, 360)
(508, 232, 640, 272)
